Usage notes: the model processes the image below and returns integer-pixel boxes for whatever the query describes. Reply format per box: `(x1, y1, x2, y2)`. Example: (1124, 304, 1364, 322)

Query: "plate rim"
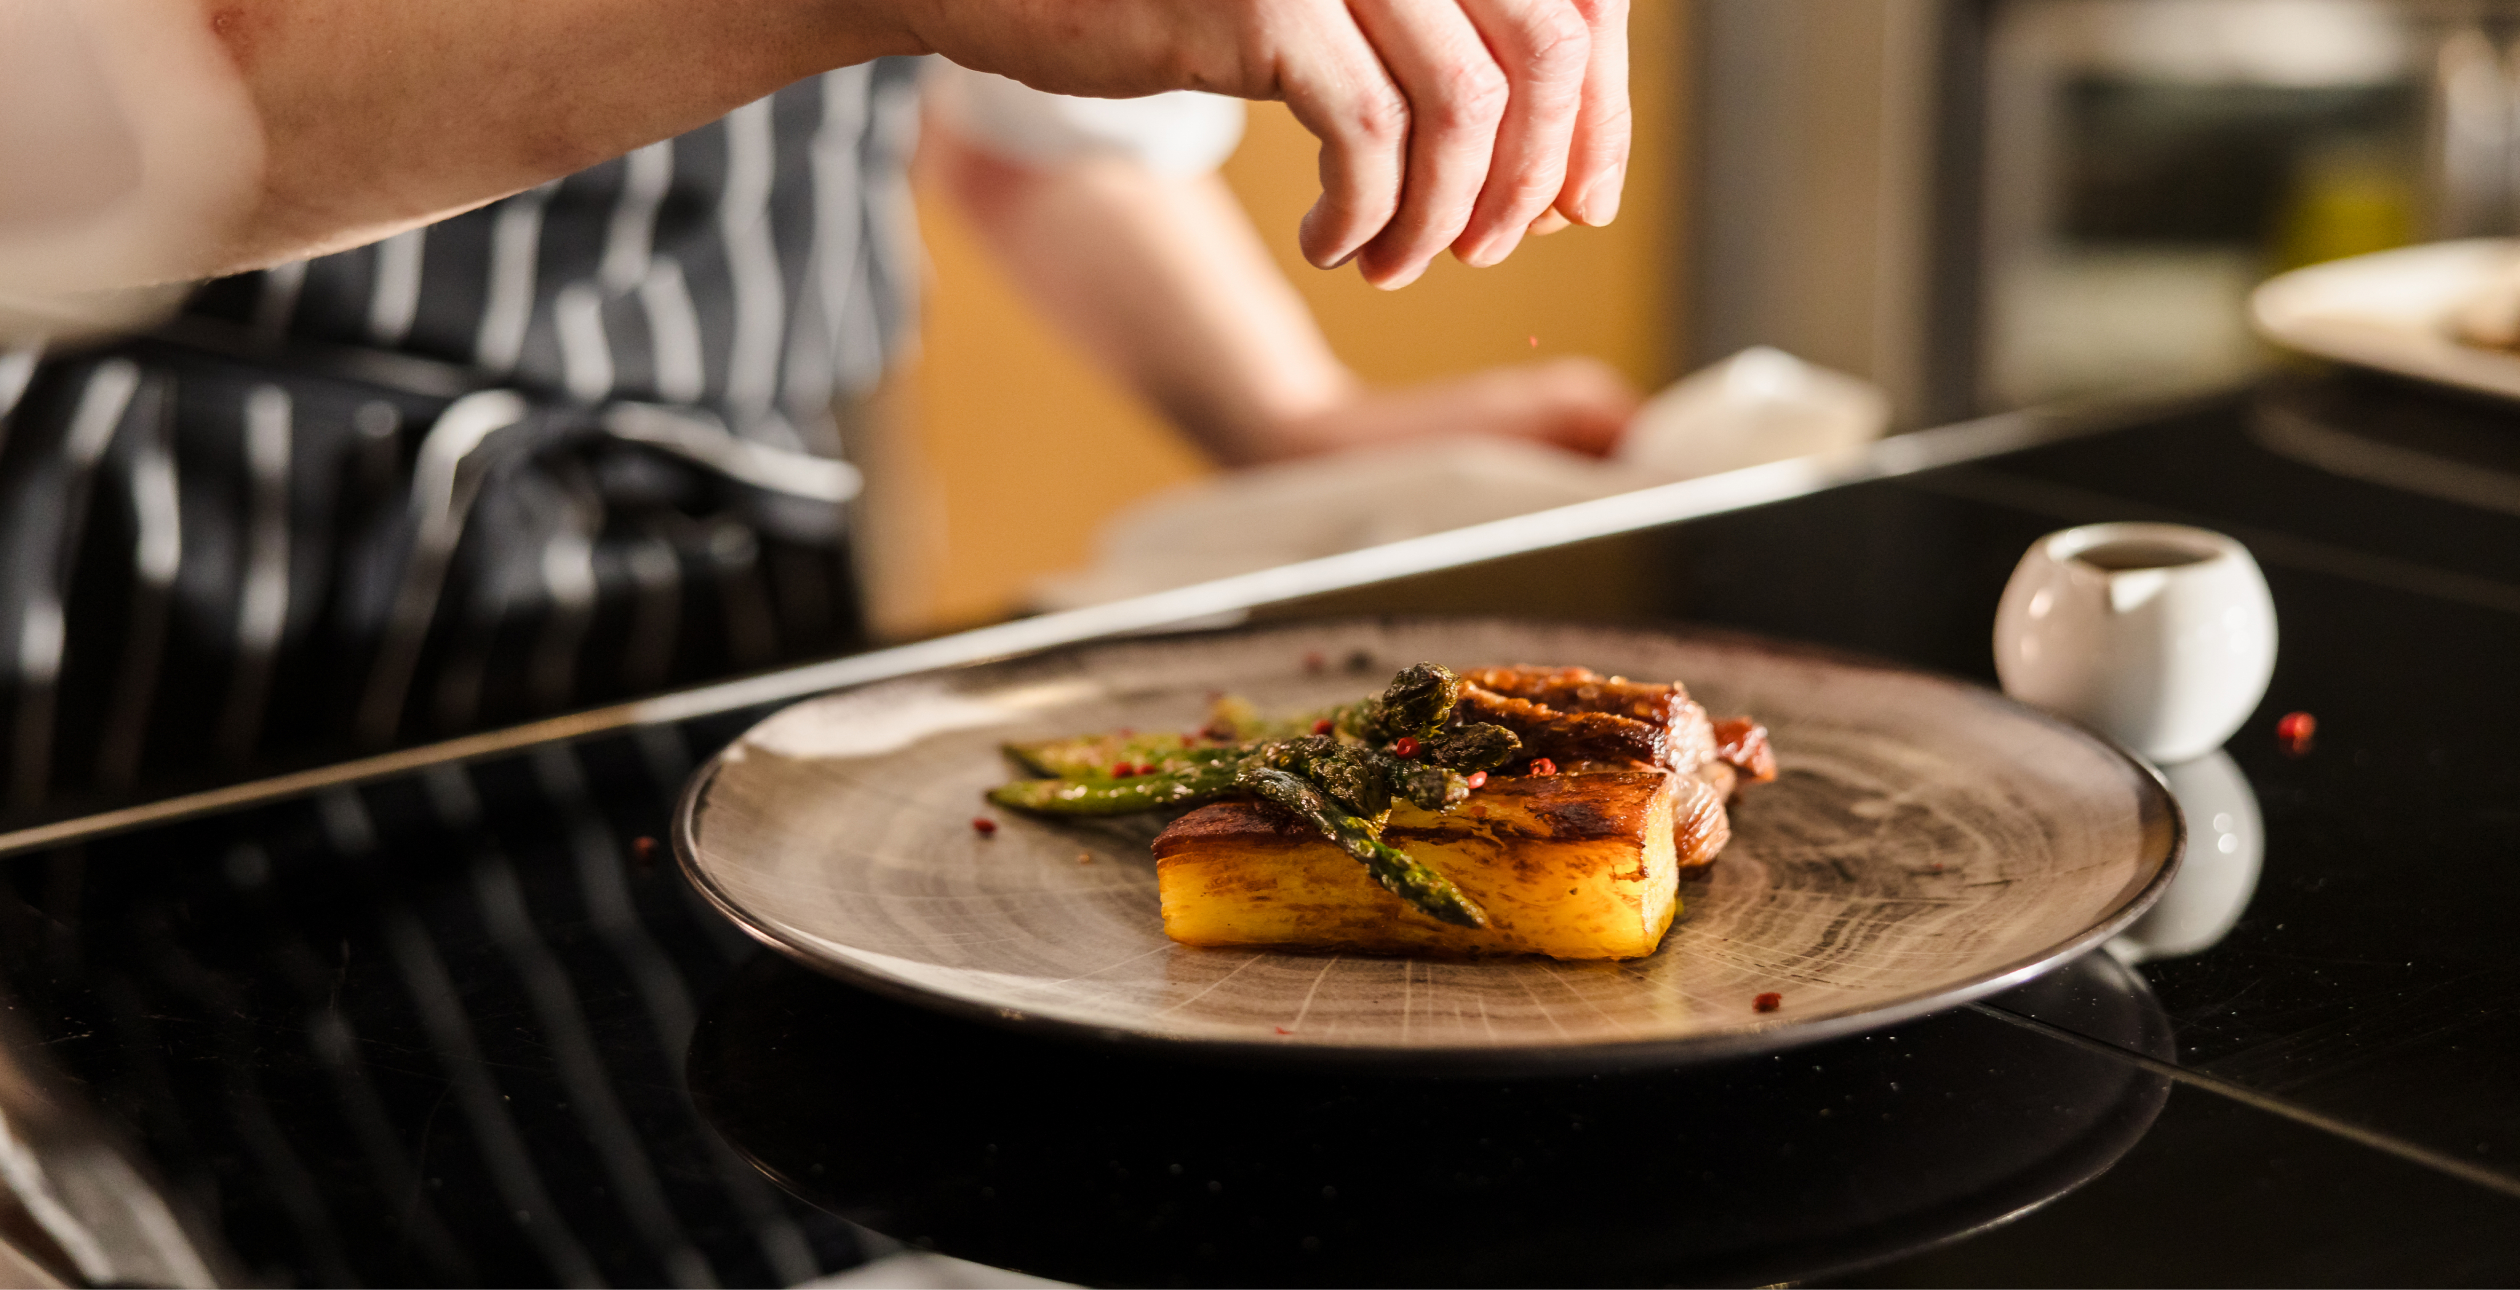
(2250, 237, 2520, 402)
(674, 615, 2186, 1073)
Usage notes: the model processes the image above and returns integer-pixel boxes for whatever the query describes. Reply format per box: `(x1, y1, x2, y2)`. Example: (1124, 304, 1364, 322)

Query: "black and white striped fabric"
(0, 714, 880, 1287)
(0, 60, 926, 822)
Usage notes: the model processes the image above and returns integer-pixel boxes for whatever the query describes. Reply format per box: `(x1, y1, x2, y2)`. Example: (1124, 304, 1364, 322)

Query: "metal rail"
(0, 399, 2140, 858)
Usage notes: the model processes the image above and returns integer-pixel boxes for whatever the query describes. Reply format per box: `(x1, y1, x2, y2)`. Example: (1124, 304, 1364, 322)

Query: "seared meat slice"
(1459, 665, 1691, 722)
(1454, 685, 1668, 767)
(1453, 665, 1718, 773)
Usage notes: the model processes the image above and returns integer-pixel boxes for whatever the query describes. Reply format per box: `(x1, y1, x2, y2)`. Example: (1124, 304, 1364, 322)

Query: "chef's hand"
(1256, 358, 1639, 462)
(903, 0, 1631, 289)
(932, 122, 1638, 466)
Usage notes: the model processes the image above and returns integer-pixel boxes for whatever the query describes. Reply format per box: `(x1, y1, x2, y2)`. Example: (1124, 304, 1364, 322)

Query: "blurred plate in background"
(2251, 238, 2520, 401)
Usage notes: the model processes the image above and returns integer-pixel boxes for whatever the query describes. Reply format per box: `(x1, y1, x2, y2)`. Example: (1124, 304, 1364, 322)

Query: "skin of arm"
(184, 0, 1627, 288)
(925, 118, 1637, 465)
(194, 0, 921, 273)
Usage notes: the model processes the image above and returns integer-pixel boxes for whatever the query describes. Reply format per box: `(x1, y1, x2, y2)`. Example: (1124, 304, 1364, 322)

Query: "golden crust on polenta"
(1154, 770, 1730, 959)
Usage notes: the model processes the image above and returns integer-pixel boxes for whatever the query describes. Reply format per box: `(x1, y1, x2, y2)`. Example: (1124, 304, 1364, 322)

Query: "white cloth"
(0, 0, 264, 342)
(1616, 346, 1892, 479)
(1032, 349, 1895, 610)
(925, 62, 1246, 176)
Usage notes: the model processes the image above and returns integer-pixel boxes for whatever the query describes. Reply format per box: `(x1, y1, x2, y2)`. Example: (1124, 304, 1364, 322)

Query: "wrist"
(1216, 364, 1365, 466)
(775, 0, 934, 76)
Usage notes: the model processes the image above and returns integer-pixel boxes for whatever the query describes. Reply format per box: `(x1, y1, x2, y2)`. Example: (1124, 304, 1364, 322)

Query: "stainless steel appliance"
(1689, 0, 2520, 422)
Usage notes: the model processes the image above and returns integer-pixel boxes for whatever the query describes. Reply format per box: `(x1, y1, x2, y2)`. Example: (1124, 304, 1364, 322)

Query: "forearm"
(201, 0, 925, 274)
(926, 120, 1357, 465)
(36, 0, 1625, 296)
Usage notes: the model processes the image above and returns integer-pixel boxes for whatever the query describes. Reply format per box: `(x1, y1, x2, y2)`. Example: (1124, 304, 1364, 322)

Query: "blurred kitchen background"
(888, 0, 2520, 636)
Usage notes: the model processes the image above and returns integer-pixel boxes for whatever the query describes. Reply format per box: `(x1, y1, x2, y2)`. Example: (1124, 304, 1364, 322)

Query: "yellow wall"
(903, 7, 1686, 632)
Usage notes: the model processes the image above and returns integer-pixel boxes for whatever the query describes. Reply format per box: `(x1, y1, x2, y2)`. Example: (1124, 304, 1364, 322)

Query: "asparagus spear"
(988, 661, 1496, 928)
(986, 760, 1241, 815)
(1256, 735, 1390, 818)
(1423, 722, 1520, 773)
(1002, 731, 1242, 780)
(1201, 694, 1325, 744)
(1372, 661, 1465, 739)
(1368, 748, 1471, 812)
(1234, 765, 1490, 929)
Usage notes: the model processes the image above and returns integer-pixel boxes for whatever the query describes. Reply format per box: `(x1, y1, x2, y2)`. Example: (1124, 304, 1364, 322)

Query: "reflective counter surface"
(3, 372, 2517, 1286)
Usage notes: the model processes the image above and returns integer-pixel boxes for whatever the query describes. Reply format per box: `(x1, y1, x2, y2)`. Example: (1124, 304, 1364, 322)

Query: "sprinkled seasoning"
(1527, 757, 1557, 777)
(2277, 710, 2317, 757)
(1753, 992, 1782, 1013)
(971, 816, 999, 836)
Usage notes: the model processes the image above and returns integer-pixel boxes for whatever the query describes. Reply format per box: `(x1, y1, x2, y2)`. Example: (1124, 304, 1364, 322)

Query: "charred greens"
(1233, 766, 1487, 928)
(986, 661, 1493, 928)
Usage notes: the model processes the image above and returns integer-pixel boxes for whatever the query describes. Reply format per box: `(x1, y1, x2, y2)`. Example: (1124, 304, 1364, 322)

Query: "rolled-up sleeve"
(924, 61, 1246, 176)
(0, 0, 263, 342)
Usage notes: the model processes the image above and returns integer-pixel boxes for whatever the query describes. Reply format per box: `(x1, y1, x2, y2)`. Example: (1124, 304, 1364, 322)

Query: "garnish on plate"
(987, 662, 1775, 960)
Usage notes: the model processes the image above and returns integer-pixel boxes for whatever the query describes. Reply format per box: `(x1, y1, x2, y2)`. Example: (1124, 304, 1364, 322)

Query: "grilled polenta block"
(1152, 768, 1731, 959)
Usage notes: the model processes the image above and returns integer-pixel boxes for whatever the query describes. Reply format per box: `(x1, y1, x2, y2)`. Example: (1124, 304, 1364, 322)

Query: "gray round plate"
(676, 618, 2182, 1072)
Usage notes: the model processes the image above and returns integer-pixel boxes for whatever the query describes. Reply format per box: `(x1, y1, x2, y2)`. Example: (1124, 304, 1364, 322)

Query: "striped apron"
(0, 58, 927, 822)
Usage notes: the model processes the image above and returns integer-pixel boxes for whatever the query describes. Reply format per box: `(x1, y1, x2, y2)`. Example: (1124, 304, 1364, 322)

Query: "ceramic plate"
(2250, 238, 2520, 401)
(676, 618, 2181, 1071)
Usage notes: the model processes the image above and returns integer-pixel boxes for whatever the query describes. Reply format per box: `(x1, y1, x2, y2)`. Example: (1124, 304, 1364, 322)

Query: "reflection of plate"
(2250, 239, 2520, 401)
(676, 618, 2180, 1072)
(687, 949, 2174, 1287)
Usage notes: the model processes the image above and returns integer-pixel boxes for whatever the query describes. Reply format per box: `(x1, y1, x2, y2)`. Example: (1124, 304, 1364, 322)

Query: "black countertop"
(3, 372, 2516, 1286)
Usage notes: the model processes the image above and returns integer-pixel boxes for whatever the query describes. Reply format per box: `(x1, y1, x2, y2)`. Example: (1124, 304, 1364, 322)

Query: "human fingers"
(1345, 0, 1510, 288)
(1276, 2, 1415, 271)
(1504, 355, 1638, 455)
(1528, 208, 1572, 235)
(1556, 0, 1630, 226)
(1449, 0, 1590, 267)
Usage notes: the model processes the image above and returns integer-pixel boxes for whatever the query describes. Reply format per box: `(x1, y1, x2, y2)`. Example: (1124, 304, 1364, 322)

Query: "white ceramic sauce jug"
(1994, 522, 2277, 764)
